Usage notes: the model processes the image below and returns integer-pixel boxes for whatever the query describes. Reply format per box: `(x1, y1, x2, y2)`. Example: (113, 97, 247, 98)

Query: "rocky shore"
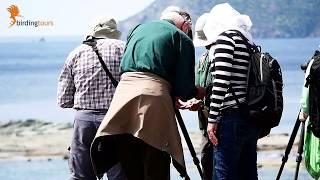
(0, 120, 301, 168)
(0, 120, 72, 159)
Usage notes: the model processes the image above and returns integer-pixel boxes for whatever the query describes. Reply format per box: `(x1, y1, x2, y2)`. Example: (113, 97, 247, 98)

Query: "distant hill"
(119, 0, 320, 38)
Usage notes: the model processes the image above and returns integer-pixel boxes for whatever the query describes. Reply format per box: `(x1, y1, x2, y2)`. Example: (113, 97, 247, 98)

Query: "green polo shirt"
(120, 20, 196, 100)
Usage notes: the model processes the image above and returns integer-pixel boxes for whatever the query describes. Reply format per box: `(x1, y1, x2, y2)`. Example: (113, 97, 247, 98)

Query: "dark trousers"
(116, 135, 171, 180)
(198, 108, 214, 180)
(200, 130, 214, 180)
(213, 112, 259, 180)
(69, 110, 126, 180)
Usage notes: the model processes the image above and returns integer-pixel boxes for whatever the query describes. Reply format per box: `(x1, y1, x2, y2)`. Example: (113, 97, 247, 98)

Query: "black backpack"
(305, 50, 320, 138)
(231, 32, 284, 134)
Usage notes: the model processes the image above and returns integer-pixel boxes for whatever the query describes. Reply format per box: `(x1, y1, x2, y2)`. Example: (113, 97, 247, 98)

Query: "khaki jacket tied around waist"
(93, 71, 185, 168)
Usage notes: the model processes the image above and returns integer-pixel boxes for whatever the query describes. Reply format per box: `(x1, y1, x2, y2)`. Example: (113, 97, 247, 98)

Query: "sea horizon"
(1, 37, 320, 134)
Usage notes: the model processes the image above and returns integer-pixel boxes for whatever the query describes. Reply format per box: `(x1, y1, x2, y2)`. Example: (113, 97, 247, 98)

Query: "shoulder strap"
(229, 85, 243, 107)
(231, 30, 261, 54)
(83, 37, 118, 87)
(305, 75, 311, 88)
(230, 30, 250, 47)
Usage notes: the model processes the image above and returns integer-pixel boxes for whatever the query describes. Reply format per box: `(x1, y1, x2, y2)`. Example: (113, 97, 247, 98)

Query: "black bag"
(305, 50, 320, 138)
(246, 50, 284, 129)
(231, 31, 284, 133)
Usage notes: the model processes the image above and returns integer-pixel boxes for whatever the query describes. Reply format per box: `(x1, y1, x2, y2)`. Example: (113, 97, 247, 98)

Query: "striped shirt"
(57, 38, 125, 110)
(208, 30, 250, 123)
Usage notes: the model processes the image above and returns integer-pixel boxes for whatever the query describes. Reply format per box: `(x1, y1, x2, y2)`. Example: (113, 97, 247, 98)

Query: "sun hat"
(193, 13, 211, 47)
(203, 3, 253, 45)
(88, 17, 121, 39)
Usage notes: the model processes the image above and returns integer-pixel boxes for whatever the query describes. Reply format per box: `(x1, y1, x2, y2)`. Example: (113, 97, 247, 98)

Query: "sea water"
(0, 37, 319, 179)
(0, 154, 313, 180)
(1, 37, 320, 132)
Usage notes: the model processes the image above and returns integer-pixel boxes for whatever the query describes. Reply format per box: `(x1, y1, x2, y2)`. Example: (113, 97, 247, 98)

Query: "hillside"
(119, 0, 320, 38)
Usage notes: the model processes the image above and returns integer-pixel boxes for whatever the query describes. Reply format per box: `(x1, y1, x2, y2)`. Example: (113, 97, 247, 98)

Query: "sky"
(0, 0, 155, 37)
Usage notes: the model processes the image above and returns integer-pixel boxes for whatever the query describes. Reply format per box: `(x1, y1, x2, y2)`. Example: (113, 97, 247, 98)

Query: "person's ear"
(181, 21, 189, 33)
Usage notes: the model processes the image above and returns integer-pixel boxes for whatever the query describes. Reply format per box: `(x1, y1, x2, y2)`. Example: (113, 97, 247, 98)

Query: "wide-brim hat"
(203, 3, 253, 45)
(193, 13, 211, 47)
(193, 30, 212, 47)
(89, 17, 121, 39)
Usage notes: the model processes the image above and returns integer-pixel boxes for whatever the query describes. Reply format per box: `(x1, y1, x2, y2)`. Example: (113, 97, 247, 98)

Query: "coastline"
(0, 119, 301, 168)
(0, 120, 72, 160)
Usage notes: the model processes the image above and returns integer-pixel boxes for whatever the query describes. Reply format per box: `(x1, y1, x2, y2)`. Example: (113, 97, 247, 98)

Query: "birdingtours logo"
(7, 4, 54, 28)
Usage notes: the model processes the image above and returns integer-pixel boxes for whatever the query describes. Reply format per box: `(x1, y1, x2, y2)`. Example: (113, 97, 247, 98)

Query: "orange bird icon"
(7, 5, 23, 27)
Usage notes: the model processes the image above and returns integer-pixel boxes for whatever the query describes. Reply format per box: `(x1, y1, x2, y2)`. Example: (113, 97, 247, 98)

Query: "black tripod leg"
(175, 109, 204, 179)
(294, 121, 305, 180)
(276, 112, 301, 180)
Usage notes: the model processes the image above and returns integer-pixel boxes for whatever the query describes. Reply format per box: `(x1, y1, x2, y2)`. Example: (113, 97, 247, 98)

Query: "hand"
(207, 122, 218, 145)
(175, 97, 192, 109)
(299, 112, 308, 122)
(187, 98, 203, 111)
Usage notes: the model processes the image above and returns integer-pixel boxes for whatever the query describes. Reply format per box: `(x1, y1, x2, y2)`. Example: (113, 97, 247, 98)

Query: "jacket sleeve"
(173, 34, 197, 100)
(208, 34, 235, 123)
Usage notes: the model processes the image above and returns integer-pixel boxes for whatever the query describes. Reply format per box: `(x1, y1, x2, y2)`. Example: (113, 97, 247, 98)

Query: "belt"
(75, 108, 108, 113)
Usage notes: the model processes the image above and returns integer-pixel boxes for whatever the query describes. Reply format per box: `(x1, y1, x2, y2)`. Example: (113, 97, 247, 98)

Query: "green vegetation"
(120, 0, 320, 38)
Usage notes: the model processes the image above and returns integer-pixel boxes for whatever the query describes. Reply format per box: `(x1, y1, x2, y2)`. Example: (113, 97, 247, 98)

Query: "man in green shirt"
(91, 6, 205, 180)
(120, 9, 197, 99)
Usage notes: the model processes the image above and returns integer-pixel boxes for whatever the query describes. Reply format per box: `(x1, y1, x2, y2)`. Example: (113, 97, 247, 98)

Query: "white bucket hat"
(193, 13, 211, 47)
(203, 3, 253, 45)
(88, 17, 121, 39)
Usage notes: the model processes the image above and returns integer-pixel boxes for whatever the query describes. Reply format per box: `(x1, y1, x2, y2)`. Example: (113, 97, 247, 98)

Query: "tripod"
(175, 109, 204, 180)
(276, 112, 306, 180)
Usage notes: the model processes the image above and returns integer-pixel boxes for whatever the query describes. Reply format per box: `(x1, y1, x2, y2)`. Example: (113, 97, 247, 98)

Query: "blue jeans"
(213, 111, 259, 180)
(69, 110, 126, 180)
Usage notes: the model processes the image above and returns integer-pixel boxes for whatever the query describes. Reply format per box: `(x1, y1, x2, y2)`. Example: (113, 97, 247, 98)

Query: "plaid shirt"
(57, 39, 125, 110)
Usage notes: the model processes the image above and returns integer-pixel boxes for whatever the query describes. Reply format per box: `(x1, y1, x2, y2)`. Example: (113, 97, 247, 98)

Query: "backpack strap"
(83, 37, 118, 87)
(228, 85, 243, 108)
(305, 75, 311, 88)
(231, 30, 261, 53)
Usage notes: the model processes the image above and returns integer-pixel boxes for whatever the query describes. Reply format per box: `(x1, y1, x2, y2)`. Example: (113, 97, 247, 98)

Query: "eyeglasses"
(178, 11, 192, 26)
(175, 11, 192, 39)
